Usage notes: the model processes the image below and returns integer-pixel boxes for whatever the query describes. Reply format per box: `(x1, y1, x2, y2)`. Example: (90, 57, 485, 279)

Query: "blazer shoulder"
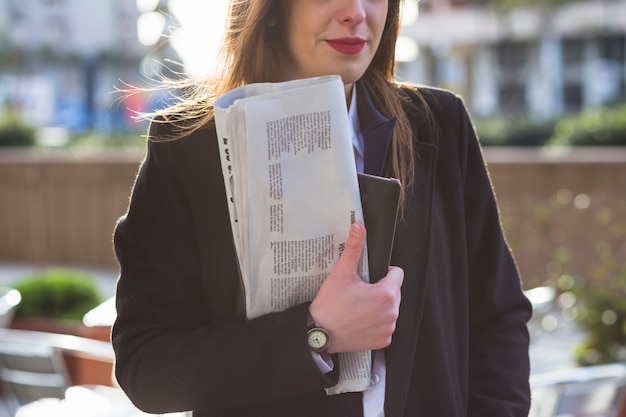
(141, 116, 218, 171)
(399, 84, 465, 120)
(147, 114, 216, 143)
(396, 84, 469, 148)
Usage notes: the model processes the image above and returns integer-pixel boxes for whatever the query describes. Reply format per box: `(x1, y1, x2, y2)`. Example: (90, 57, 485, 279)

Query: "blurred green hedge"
(474, 102, 626, 147)
(547, 104, 626, 147)
(474, 117, 555, 147)
(0, 120, 36, 147)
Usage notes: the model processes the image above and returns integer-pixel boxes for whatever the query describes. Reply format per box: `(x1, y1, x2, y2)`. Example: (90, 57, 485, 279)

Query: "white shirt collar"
(348, 86, 365, 173)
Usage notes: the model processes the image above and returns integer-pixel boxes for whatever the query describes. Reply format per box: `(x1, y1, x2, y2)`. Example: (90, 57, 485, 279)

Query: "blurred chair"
(14, 385, 193, 417)
(524, 286, 556, 315)
(0, 329, 191, 417)
(524, 285, 556, 342)
(0, 328, 113, 416)
(83, 296, 116, 328)
(0, 287, 21, 328)
(530, 363, 626, 417)
(0, 340, 69, 414)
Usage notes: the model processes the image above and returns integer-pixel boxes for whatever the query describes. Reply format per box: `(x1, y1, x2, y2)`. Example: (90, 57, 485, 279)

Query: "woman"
(112, 1, 532, 416)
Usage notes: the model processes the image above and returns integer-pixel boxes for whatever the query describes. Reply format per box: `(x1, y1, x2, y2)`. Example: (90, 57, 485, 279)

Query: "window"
(563, 82, 583, 113)
(600, 34, 625, 62)
(562, 38, 585, 66)
(498, 83, 527, 114)
(497, 41, 529, 73)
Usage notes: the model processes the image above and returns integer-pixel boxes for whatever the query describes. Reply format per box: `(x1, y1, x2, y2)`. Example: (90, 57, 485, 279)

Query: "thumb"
(334, 221, 366, 276)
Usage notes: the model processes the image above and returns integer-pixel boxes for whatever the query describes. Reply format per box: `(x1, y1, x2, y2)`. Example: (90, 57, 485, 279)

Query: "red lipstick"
(326, 37, 365, 54)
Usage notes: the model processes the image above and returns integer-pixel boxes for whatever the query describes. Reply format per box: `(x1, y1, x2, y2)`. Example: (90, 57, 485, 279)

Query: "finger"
(334, 221, 366, 274)
(377, 266, 404, 290)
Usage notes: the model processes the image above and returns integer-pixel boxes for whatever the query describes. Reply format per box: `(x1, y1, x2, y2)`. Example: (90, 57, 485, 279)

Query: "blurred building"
(399, 0, 626, 119)
(0, 0, 149, 133)
(1, 0, 624, 132)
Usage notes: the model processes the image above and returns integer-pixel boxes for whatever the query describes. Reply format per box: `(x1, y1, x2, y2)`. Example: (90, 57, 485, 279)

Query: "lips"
(326, 38, 366, 55)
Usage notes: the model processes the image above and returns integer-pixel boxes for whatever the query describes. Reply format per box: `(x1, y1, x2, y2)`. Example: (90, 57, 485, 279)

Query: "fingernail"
(351, 221, 364, 238)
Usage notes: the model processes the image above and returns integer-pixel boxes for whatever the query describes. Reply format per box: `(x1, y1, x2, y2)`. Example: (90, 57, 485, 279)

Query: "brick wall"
(1, 147, 624, 289)
(0, 149, 142, 269)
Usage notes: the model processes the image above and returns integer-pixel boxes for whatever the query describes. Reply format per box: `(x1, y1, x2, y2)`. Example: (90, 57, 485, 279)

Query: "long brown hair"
(155, 0, 434, 200)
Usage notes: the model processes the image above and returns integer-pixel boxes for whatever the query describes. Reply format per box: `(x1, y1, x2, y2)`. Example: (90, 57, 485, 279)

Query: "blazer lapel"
(356, 80, 439, 416)
(356, 81, 396, 176)
(384, 142, 438, 417)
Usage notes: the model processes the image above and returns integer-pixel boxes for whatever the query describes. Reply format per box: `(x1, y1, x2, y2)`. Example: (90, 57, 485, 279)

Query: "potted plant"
(10, 268, 103, 334)
(7, 268, 114, 386)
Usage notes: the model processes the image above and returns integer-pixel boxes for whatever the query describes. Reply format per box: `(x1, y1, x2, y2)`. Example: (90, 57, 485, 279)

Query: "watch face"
(307, 328, 329, 352)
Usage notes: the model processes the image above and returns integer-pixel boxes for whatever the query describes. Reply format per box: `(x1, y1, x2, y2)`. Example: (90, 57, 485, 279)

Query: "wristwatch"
(307, 326, 330, 353)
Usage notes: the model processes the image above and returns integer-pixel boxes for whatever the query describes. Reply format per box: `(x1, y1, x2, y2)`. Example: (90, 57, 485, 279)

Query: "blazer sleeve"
(453, 95, 532, 416)
(112, 121, 339, 414)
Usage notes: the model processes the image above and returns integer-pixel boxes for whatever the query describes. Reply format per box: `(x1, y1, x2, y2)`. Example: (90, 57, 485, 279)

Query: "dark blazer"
(112, 81, 532, 417)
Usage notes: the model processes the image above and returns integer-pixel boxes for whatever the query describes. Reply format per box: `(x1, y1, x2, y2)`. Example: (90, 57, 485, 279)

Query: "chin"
(297, 66, 367, 85)
(312, 69, 359, 84)
(336, 72, 366, 86)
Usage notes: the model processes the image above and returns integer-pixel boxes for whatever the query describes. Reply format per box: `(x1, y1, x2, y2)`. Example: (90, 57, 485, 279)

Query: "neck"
(344, 83, 354, 109)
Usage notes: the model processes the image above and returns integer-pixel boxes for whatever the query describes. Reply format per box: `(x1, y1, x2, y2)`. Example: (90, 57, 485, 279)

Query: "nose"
(338, 0, 366, 25)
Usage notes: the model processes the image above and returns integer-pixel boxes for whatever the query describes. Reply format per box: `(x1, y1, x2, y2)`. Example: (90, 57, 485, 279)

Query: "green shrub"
(547, 104, 626, 147)
(571, 268, 626, 366)
(67, 130, 147, 148)
(475, 103, 626, 147)
(474, 117, 555, 147)
(13, 269, 103, 321)
(0, 121, 36, 147)
(473, 117, 508, 146)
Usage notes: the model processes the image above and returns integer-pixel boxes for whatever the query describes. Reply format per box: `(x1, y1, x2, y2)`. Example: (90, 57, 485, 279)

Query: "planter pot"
(9, 318, 114, 387)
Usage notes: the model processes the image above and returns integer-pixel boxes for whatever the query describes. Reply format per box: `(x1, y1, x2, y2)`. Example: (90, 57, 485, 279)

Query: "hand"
(309, 222, 404, 354)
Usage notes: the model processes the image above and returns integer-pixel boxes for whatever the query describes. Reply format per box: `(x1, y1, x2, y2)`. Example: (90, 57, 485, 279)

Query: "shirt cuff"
(307, 308, 334, 374)
(310, 350, 334, 374)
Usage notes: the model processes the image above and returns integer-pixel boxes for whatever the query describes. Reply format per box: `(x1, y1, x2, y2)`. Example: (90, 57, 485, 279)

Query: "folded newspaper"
(214, 75, 372, 395)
